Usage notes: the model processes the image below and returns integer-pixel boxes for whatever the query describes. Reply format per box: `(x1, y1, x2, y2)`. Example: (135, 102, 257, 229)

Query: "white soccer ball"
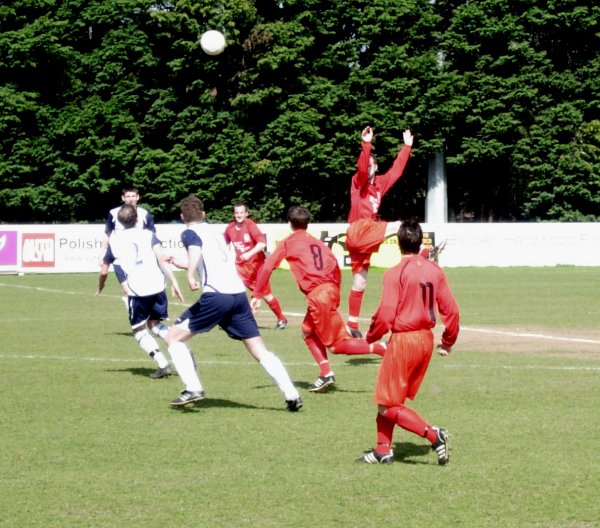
(200, 30, 226, 56)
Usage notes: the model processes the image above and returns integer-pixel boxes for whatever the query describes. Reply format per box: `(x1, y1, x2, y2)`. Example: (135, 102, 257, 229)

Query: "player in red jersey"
(345, 126, 414, 338)
(224, 203, 288, 330)
(251, 206, 386, 392)
(356, 218, 459, 465)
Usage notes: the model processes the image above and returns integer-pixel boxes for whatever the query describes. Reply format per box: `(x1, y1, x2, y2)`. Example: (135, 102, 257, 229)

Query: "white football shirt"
(181, 223, 245, 295)
(108, 228, 165, 297)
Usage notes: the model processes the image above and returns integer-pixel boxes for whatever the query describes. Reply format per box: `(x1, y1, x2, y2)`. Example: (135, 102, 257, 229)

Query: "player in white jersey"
(103, 187, 156, 237)
(102, 204, 184, 379)
(99, 187, 157, 306)
(183, 221, 246, 295)
(165, 195, 303, 411)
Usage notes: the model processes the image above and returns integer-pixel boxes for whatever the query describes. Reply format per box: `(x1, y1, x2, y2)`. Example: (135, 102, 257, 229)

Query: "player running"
(165, 195, 302, 411)
(251, 206, 386, 392)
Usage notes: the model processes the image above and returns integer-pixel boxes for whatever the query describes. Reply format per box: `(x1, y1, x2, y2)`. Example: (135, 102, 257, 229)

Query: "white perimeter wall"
(1, 222, 599, 274)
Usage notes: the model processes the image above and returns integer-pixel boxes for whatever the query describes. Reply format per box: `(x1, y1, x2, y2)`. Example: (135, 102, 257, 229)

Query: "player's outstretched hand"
(361, 126, 373, 143)
(403, 129, 414, 147)
(437, 343, 452, 357)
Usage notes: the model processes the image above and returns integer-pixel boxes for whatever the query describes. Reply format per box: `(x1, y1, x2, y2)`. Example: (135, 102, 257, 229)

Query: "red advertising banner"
(21, 233, 55, 268)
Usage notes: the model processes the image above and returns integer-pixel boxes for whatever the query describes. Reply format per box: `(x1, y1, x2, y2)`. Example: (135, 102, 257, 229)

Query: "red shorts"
(373, 330, 434, 407)
(237, 261, 271, 295)
(301, 283, 349, 347)
(346, 219, 387, 274)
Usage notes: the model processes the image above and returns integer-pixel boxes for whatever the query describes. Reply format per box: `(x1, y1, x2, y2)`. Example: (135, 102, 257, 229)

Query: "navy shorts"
(128, 291, 169, 327)
(175, 291, 260, 340)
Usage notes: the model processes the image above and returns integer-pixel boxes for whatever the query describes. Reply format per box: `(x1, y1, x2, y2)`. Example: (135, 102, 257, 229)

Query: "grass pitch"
(1, 267, 599, 527)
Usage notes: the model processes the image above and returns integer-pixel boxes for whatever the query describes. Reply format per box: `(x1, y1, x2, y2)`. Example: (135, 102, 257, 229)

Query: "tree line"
(0, 0, 598, 224)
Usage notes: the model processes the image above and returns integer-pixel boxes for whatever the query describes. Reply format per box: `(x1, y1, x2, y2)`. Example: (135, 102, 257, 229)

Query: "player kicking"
(357, 218, 459, 465)
(165, 195, 302, 411)
(251, 206, 386, 392)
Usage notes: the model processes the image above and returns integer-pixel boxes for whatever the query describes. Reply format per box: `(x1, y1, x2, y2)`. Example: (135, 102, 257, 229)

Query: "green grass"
(1, 268, 599, 527)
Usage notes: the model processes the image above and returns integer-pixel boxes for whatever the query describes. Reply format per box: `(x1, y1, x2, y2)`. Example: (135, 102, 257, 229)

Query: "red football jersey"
(254, 229, 341, 297)
(366, 254, 459, 347)
(348, 141, 412, 223)
(224, 219, 266, 264)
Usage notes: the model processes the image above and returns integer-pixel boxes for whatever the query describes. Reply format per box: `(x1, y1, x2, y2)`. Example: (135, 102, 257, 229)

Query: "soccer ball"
(200, 30, 226, 56)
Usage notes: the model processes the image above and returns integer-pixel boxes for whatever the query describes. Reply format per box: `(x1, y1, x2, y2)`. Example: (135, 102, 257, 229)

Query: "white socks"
(134, 329, 168, 368)
(259, 351, 300, 401)
(151, 323, 169, 340)
(168, 341, 203, 392)
(152, 351, 169, 369)
(165, 342, 298, 400)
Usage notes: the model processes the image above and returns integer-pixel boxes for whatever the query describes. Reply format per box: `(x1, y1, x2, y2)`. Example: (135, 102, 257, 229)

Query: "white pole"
(426, 151, 448, 223)
(425, 2, 448, 224)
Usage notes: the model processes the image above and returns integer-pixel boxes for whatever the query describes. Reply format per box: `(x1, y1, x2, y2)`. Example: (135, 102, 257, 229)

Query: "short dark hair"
(398, 218, 423, 254)
(180, 195, 205, 223)
(117, 204, 138, 228)
(122, 187, 139, 195)
(287, 206, 310, 230)
(232, 202, 248, 212)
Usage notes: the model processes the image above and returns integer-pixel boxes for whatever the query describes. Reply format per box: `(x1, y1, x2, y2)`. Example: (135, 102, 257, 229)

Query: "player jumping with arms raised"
(345, 126, 414, 338)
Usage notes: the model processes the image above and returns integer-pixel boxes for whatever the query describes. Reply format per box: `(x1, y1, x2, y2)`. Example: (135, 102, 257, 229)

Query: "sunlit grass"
(0, 268, 599, 527)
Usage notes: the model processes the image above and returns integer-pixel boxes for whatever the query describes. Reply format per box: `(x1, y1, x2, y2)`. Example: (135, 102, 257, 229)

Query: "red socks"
(331, 339, 368, 355)
(331, 339, 386, 356)
(374, 406, 436, 455)
(303, 334, 331, 376)
(266, 297, 285, 321)
(347, 289, 364, 327)
(383, 406, 432, 440)
(375, 414, 395, 455)
(370, 342, 386, 356)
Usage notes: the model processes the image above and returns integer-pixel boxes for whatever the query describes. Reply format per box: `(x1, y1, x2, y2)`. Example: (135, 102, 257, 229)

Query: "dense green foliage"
(0, 0, 598, 223)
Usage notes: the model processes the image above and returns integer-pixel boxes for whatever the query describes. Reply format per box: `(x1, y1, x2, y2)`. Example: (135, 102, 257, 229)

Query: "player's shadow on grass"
(250, 383, 363, 404)
(345, 357, 381, 366)
(109, 331, 135, 338)
(171, 398, 290, 413)
(292, 380, 337, 392)
(391, 441, 434, 464)
(291, 381, 369, 394)
(177, 398, 262, 411)
(107, 367, 164, 378)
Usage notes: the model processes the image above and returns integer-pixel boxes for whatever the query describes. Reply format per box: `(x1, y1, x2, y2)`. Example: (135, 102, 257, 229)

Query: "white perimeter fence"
(1, 222, 599, 274)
